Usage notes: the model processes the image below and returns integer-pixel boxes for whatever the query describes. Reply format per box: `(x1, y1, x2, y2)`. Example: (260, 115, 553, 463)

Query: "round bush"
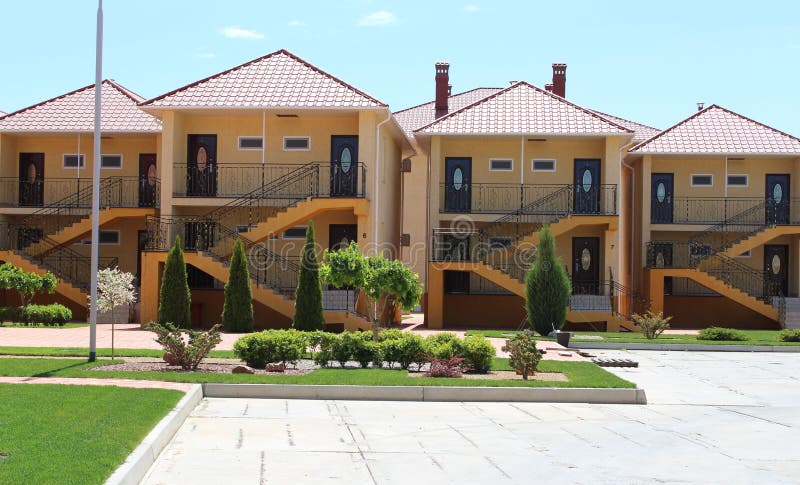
(778, 329, 800, 342)
(424, 332, 464, 360)
(459, 335, 496, 373)
(233, 329, 309, 368)
(381, 333, 425, 370)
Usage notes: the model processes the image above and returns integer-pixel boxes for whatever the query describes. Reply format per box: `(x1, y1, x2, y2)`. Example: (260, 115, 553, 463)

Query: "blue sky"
(1, 0, 798, 134)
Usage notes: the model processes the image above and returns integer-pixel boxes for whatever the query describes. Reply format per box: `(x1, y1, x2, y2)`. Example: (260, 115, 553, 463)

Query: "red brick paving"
(0, 375, 193, 391)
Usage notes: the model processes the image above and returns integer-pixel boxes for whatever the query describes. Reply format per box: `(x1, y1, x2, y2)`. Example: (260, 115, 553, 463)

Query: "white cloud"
(288, 20, 304, 27)
(221, 26, 265, 40)
(464, 4, 479, 12)
(357, 11, 397, 27)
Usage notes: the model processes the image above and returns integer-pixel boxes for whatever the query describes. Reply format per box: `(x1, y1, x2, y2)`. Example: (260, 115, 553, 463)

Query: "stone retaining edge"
(572, 342, 800, 352)
(105, 384, 203, 485)
(202, 383, 647, 405)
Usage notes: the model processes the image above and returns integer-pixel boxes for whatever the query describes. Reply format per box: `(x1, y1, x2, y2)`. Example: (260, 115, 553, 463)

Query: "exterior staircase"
(782, 298, 800, 329)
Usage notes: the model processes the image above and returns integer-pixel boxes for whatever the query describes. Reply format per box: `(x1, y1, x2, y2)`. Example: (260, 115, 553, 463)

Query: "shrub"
(23, 304, 72, 326)
(0, 262, 58, 306)
(232, 330, 309, 368)
(697, 327, 749, 341)
(221, 239, 254, 333)
(378, 328, 405, 342)
(502, 333, 543, 380)
(344, 331, 379, 368)
(424, 333, 463, 359)
(313, 332, 342, 367)
(0, 306, 23, 324)
(631, 310, 672, 339)
(778, 329, 800, 342)
(293, 222, 324, 331)
(525, 226, 571, 335)
(307, 330, 325, 359)
(425, 355, 468, 378)
(145, 321, 222, 370)
(460, 335, 496, 373)
(158, 236, 192, 328)
(380, 332, 425, 370)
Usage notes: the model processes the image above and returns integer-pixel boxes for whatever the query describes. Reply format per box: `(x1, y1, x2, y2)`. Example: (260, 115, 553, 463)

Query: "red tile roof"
(141, 49, 386, 109)
(394, 87, 502, 135)
(415, 82, 633, 136)
(631, 104, 800, 155)
(587, 109, 660, 143)
(0, 80, 161, 133)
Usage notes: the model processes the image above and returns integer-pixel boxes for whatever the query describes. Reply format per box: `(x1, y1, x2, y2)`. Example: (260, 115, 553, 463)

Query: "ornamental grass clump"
(631, 310, 672, 340)
(697, 326, 749, 341)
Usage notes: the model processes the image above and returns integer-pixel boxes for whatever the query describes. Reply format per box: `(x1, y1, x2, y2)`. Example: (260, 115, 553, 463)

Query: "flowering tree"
(89, 267, 137, 359)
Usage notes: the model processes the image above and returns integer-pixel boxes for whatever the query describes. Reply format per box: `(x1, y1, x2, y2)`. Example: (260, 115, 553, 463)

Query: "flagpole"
(89, 0, 103, 362)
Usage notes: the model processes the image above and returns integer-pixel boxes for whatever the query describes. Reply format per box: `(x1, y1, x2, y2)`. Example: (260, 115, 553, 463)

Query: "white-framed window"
(100, 154, 122, 169)
(63, 154, 85, 168)
(238, 136, 264, 150)
(235, 225, 252, 234)
(737, 250, 752, 258)
(727, 174, 748, 187)
(282, 226, 308, 239)
(283, 136, 310, 151)
(488, 236, 512, 249)
(690, 174, 713, 187)
(531, 159, 556, 172)
(77, 230, 120, 245)
(489, 158, 513, 171)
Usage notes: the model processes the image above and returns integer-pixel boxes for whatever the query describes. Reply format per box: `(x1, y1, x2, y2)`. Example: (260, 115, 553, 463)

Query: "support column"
(139, 252, 163, 325)
(427, 264, 444, 329)
(646, 269, 665, 314)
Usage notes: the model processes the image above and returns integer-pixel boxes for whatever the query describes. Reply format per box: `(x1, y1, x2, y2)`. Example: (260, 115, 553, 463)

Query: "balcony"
(439, 183, 617, 215)
(0, 176, 160, 209)
(172, 162, 366, 199)
(650, 197, 800, 225)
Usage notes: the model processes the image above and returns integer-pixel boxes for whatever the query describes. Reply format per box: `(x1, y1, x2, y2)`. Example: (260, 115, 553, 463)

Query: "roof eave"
(414, 131, 634, 137)
(630, 150, 800, 157)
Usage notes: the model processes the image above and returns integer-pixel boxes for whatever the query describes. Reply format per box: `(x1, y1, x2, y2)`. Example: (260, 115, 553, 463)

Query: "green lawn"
(465, 329, 800, 346)
(0, 323, 89, 329)
(0, 383, 182, 485)
(0, 346, 237, 359)
(0, 357, 635, 389)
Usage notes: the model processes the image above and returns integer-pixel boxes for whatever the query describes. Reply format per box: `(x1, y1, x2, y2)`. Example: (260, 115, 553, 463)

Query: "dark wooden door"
(765, 244, 789, 296)
(651, 173, 674, 224)
(766, 174, 790, 224)
(138, 154, 157, 207)
(444, 270, 470, 294)
(329, 224, 358, 251)
(18, 153, 44, 206)
(572, 237, 600, 295)
(574, 159, 601, 214)
(330, 135, 359, 197)
(187, 135, 217, 197)
(651, 241, 674, 294)
(444, 157, 471, 212)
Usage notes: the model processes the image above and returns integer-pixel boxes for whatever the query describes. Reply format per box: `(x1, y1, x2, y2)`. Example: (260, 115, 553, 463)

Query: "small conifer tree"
(525, 225, 571, 335)
(221, 238, 254, 332)
(158, 236, 192, 328)
(293, 222, 324, 331)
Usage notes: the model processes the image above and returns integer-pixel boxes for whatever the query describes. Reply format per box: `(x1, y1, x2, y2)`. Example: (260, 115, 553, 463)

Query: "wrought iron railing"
(568, 280, 648, 320)
(440, 183, 616, 215)
(0, 176, 159, 209)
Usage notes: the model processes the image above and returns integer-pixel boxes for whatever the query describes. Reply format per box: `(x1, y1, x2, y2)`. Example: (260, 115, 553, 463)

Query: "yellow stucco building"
(1, 51, 798, 331)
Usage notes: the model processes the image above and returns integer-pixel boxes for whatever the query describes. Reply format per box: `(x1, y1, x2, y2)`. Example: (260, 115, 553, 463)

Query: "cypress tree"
(293, 222, 324, 331)
(221, 238, 254, 333)
(525, 225, 571, 335)
(158, 236, 192, 328)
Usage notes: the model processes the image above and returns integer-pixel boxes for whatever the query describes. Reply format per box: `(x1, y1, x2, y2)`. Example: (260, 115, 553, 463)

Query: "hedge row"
(0, 304, 73, 326)
(233, 329, 496, 372)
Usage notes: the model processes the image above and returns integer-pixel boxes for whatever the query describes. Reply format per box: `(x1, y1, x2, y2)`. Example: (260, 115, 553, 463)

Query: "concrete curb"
(572, 342, 800, 352)
(104, 384, 203, 485)
(203, 383, 647, 405)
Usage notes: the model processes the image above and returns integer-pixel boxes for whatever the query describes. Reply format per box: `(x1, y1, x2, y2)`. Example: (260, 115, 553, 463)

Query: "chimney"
(551, 63, 567, 98)
(696, 102, 705, 111)
(545, 83, 554, 93)
(435, 62, 450, 116)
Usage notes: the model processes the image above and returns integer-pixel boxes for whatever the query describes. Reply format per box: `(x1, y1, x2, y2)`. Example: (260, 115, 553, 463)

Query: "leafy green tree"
(0, 262, 58, 306)
(221, 238, 254, 333)
(525, 225, 571, 335)
(321, 242, 423, 341)
(158, 236, 192, 328)
(293, 222, 324, 331)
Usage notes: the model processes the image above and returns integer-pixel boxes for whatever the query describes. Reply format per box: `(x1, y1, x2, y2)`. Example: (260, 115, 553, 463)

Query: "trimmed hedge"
(697, 327, 749, 341)
(778, 329, 800, 342)
(233, 329, 309, 368)
(0, 304, 72, 326)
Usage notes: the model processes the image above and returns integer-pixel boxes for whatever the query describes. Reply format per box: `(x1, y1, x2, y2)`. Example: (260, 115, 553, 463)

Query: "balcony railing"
(172, 162, 366, 199)
(0, 176, 159, 209)
(651, 197, 800, 225)
(439, 183, 617, 215)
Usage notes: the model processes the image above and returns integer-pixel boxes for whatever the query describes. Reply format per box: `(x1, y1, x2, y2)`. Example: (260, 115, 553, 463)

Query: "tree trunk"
(522, 368, 529, 380)
(110, 307, 115, 360)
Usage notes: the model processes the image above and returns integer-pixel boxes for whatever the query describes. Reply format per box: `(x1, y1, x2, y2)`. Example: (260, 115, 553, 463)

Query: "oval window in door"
(196, 146, 207, 172)
(147, 164, 157, 187)
(453, 167, 463, 190)
(340, 147, 352, 173)
(773, 184, 783, 204)
(772, 254, 781, 275)
(582, 169, 592, 192)
(581, 248, 591, 270)
(656, 182, 666, 202)
(656, 252, 665, 268)
(27, 163, 37, 182)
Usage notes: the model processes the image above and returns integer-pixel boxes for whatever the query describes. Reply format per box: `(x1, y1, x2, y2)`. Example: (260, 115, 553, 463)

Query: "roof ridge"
(105, 79, 146, 103)
(140, 48, 386, 108)
(393, 87, 501, 115)
(711, 104, 800, 145)
(415, 81, 633, 134)
(0, 82, 96, 121)
(588, 107, 659, 132)
(630, 104, 716, 151)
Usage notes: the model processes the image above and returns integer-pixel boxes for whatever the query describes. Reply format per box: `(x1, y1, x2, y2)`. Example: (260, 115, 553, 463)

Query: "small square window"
(727, 174, 748, 187)
(282, 226, 307, 239)
(532, 159, 556, 172)
(235, 225, 252, 234)
(283, 137, 310, 151)
(101, 154, 122, 169)
(98, 230, 120, 245)
(63, 154, 85, 168)
(238, 136, 264, 150)
(489, 159, 513, 171)
(691, 174, 713, 187)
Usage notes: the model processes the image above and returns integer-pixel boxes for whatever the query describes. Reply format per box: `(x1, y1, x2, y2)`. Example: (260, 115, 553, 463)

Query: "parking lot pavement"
(141, 351, 800, 485)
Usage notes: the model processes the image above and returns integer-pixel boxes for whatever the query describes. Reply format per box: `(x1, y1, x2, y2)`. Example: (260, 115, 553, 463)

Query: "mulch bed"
(91, 361, 312, 375)
(408, 370, 568, 382)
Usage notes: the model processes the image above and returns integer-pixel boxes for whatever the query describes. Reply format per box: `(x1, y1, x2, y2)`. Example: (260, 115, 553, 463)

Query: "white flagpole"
(89, 0, 103, 362)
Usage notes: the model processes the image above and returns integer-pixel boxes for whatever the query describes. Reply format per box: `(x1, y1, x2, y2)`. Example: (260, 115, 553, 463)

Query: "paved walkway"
(0, 375, 193, 391)
(142, 351, 800, 484)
